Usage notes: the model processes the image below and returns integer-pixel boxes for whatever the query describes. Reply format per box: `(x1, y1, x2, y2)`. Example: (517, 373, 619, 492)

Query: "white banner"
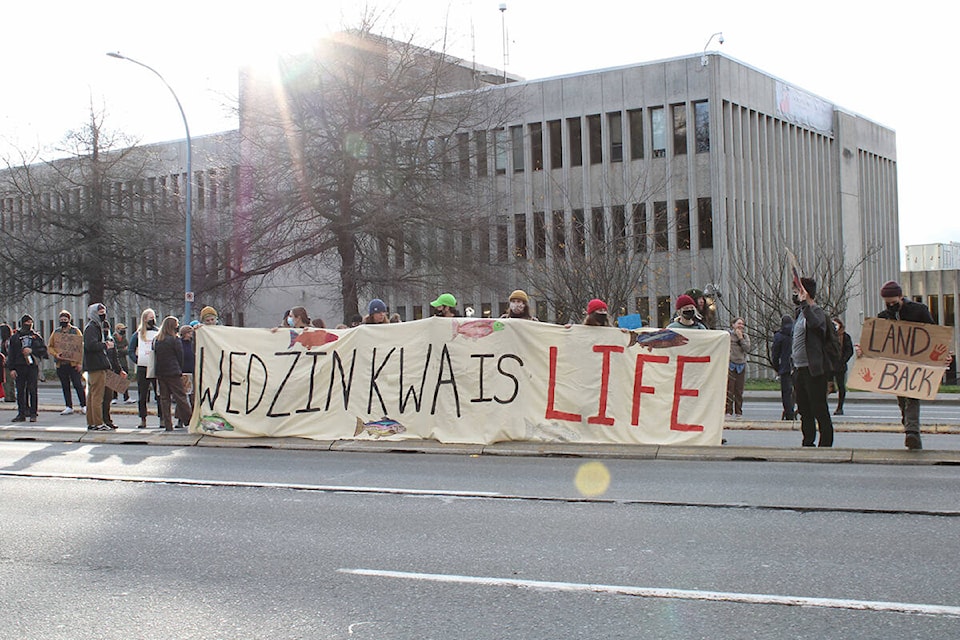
(190, 319, 731, 446)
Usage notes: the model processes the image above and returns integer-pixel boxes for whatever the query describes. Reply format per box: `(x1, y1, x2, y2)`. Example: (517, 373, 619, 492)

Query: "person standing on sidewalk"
(771, 314, 795, 420)
(831, 317, 855, 415)
(855, 281, 951, 450)
(48, 310, 87, 416)
(154, 316, 192, 432)
(7, 315, 48, 423)
(128, 308, 161, 429)
(792, 277, 833, 447)
(112, 322, 133, 403)
(99, 319, 127, 429)
(82, 303, 113, 431)
(725, 317, 752, 417)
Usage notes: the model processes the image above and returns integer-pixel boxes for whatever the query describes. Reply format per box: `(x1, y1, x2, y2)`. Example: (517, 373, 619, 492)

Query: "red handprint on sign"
(931, 344, 947, 362)
(859, 368, 873, 383)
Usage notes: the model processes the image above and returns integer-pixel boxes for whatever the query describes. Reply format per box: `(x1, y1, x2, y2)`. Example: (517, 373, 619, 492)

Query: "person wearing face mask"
(128, 308, 162, 429)
(6, 314, 48, 423)
(667, 294, 706, 330)
(82, 303, 114, 431)
(112, 323, 133, 403)
(791, 277, 833, 447)
(855, 280, 945, 450)
(430, 293, 459, 318)
(48, 310, 87, 416)
(500, 290, 539, 321)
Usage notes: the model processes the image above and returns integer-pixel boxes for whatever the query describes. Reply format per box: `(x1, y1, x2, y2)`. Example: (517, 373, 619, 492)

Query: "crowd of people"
(1, 279, 951, 449)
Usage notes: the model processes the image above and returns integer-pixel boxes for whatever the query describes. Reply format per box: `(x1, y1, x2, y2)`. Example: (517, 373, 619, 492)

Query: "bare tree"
(0, 106, 189, 308)
(719, 236, 882, 370)
(235, 16, 516, 321)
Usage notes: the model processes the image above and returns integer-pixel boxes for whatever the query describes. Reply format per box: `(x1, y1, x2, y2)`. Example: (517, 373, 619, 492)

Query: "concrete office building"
(901, 243, 960, 381)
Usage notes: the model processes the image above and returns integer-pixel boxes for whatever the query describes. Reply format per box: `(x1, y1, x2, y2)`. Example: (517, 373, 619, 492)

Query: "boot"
(138, 417, 147, 429)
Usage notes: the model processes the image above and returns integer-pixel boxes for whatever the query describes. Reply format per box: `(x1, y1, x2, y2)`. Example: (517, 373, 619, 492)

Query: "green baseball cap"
(430, 293, 457, 308)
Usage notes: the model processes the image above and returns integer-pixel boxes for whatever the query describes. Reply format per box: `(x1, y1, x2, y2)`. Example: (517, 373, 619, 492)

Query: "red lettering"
(545, 346, 582, 422)
(671, 355, 710, 432)
(588, 344, 625, 426)
(631, 353, 669, 425)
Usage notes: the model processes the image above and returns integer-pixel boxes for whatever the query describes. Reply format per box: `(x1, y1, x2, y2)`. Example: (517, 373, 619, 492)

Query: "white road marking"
(338, 568, 960, 618)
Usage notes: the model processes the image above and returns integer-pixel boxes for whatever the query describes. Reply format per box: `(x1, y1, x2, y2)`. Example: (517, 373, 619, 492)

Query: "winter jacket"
(6, 328, 47, 369)
(771, 315, 793, 376)
(878, 298, 935, 325)
(153, 334, 184, 378)
(794, 300, 830, 377)
(181, 338, 195, 374)
(82, 303, 111, 372)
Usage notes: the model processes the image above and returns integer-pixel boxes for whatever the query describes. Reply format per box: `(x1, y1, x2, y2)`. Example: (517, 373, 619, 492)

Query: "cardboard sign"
(53, 333, 82, 364)
(190, 320, 732, 446)
(105, 370, 130, 394)
(848, 318, 953, 400)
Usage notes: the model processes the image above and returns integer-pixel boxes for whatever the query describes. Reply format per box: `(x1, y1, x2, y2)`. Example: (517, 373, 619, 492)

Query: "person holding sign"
(7, 314, 48, 423)
(128, 308, 161, 429)
(854, 280, 946, 450)
(792, 277, 834, 447)
(667, 295, 707, 330)
(48, 310, 87, 416)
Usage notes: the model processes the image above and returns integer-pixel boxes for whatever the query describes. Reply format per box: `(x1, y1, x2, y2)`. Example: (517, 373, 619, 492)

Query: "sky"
(3, 0, 957, 260)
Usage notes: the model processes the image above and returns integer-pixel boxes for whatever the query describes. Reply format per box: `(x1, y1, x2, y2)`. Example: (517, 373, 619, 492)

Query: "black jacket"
(878, 299, 935, 325)
(795, 301, 830, 377)
(771, 315, 793, 376)
(6, 329, 47, 369)
(153, 334, 184, 378)
(83, 320, 111, 372)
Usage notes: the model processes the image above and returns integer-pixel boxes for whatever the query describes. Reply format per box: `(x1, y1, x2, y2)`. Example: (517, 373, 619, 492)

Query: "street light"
(106, 51, 193, 321)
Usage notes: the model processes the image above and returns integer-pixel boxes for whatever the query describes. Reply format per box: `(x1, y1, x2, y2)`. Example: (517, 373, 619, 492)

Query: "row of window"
(376, 198, 714, 270)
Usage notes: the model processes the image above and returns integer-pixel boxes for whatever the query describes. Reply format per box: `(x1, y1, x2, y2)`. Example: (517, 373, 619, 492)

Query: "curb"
(2, 428, 959, 466)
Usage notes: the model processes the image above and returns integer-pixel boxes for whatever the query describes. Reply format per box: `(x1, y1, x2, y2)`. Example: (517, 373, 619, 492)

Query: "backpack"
(822, 319, 843, 375)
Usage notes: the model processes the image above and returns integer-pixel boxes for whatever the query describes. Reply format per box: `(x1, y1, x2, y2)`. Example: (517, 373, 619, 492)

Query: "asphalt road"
(3, 443, 960, 639)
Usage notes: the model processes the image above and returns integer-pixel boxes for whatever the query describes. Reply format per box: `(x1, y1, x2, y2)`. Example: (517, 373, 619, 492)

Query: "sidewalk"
(2, 396, 959, 466)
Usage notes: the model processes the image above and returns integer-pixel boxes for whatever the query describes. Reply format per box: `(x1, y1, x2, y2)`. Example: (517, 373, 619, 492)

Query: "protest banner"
(105, 370, 130, 394)
(190, 319, 731, 446)
(53, 333, 82, 364)
(848, 318, 953, 400)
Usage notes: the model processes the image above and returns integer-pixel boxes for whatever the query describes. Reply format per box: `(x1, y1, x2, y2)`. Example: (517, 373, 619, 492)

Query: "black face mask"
(59, 321, 69, 328)
(681, 309, 697, 320)
(98, 314, 107, 323)
(885, 301, 901, 313)
(146, 319, 156, 330)
(791, 294, 801, 306)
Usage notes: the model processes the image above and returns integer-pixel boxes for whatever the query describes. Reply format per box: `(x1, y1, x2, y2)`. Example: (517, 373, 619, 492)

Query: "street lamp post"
(106, 51, 193, 321)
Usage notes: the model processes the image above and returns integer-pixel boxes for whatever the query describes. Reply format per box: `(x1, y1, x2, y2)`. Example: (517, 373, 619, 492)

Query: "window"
(533, 211, 546, 259)
(672, 103, 687, 155)
(458, 133, 470, 178)
(552, 210, 566, 259)
(572, 208, 586, 256)
(591, 206, 605, 244)
(651, 107, 666, 158)
(568, 117, 583, 166)
(608, 112, 623, 163)
(395, 230, 405, 268)
(676, 200, 690, 250)
(530, 122, 543, 171)
(654, 201, 668, 251)
(494, 130, 508, 174)
(587, 114, 602, 165)
(929, 296, 940, 322)
(479, 226, 491, 263)
(497, 219, 509, 261)
(945, 294, 955, 327)
(476, 130, 488, 177)
(461, 229, 473, 264)
(635, 296, 650, 327)
(548, 120, 562, 169)
(657, 296, 672, 328)
(511, 125, 524, 173)
(628, 109, 643, 159)
(694, 101, 710, 153)
(514, 213, 527, 258)
(632, 203, 647, 253)
(697, 197, 714, 249)
(612, 205, 626, 254)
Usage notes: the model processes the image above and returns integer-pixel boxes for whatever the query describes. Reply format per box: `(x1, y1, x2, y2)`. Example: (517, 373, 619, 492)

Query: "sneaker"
(104, 423, 118, 430)
(29, 416, 37, 422)
(124, 398, 137, 404)
(11, 415, 25, 423)
(111, 399, 117, 405)
(78, 406, 86, 415)
(87, 424, 110, 431)
(61, 407, 75, 415)
(905, 433, 923, 450)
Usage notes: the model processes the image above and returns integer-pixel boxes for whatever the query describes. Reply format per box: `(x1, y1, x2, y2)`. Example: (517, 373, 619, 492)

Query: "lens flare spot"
(574, 461, 610, 497)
